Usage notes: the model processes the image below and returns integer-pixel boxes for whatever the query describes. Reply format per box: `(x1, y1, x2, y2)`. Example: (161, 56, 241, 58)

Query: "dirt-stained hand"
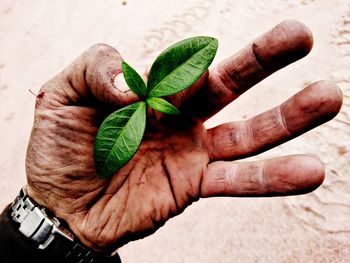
(26, 20, 343, 253)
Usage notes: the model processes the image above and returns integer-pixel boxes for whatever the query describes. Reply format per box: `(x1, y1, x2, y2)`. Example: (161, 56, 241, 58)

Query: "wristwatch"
(10, 188, 120, 263)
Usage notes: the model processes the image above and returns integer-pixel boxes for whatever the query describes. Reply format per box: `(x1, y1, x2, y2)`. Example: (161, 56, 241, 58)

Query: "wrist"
(9, 187, 121, 263)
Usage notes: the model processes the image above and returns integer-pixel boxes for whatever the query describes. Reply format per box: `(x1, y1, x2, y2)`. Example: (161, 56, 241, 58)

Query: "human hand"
(25, 20, 342, 253)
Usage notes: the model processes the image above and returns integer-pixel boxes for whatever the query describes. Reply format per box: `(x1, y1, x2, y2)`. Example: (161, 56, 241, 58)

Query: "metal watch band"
(10, 188, 120, 263)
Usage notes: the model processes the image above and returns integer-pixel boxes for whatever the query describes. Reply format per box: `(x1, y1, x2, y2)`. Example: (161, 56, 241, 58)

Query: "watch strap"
(45, 232, 120, 263)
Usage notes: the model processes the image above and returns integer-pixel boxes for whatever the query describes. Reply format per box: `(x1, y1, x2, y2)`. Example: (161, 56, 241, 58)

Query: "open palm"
(26, 20, 342, 253)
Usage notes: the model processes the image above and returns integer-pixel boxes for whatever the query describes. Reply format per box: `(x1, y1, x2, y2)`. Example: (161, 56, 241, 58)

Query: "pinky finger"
(201, 155, 325, 198)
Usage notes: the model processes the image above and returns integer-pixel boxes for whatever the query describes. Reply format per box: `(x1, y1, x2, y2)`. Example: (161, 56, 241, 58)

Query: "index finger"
(182, 20, 314, 120)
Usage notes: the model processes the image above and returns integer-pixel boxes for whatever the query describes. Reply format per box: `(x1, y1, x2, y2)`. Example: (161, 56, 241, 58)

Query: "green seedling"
(94, 36, 218, 178)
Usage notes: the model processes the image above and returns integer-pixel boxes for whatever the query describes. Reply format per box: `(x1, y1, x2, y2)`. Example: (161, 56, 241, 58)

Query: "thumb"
(39, 43, 139, 108)
(83, 44, 138, 107)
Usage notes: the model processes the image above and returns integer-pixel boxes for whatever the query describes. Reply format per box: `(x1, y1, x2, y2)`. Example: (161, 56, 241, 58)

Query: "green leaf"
(122, 61, 147, 98)
(147, 36, 218, 97)
(146, 97, 180, 115)
(94, 101, 146, 178)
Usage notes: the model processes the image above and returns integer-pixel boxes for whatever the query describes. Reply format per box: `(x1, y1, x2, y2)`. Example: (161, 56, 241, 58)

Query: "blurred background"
(1, 0, 349, 262)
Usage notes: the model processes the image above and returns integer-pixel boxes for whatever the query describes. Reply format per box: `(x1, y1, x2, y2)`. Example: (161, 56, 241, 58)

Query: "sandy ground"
(1, 0, 350, 262)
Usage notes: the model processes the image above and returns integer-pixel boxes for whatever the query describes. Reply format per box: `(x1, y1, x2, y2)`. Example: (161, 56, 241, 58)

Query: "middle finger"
(207, 81, 342, 161)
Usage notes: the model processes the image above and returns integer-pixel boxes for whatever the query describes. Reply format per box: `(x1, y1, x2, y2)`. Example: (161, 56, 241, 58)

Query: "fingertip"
(298, 154, 325, 190)
(270, 154, 325, 194)
(280, 19, 314, 54)
(307, 81, 343, 117)
(252, 19, 313, 71)
(281, 80, 343, 135)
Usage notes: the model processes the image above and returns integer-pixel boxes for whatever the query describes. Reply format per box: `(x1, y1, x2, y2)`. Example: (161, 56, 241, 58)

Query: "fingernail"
(114, 72, 130, 92)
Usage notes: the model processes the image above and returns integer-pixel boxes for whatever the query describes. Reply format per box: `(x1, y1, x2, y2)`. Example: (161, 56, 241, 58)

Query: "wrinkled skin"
(26, 20, 343, 253)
